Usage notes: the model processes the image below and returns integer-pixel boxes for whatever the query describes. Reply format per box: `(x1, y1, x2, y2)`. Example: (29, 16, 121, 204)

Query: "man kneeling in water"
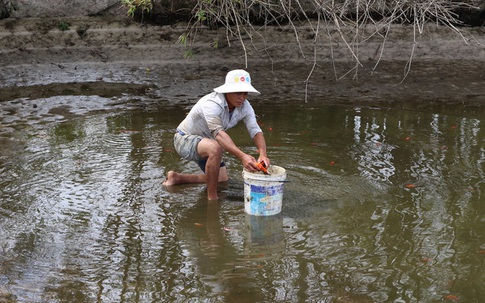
(163, 69, 270, 200)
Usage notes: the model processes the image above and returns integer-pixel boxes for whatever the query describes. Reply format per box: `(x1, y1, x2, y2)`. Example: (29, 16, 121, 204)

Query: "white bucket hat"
(213, 69, 260, 96)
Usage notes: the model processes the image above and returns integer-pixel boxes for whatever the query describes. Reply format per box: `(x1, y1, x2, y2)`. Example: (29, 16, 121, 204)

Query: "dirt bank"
(0, 16, 484, 106)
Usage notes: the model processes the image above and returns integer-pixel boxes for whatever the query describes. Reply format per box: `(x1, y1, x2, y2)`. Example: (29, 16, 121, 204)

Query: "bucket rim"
(242, 165, 286, 182)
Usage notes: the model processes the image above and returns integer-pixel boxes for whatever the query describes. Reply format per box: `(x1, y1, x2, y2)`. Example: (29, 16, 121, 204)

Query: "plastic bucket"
(243, 165, 286, 216)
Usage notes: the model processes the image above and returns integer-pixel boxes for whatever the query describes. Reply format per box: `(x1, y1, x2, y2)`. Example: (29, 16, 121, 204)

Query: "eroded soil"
(1, 16, 484, 107)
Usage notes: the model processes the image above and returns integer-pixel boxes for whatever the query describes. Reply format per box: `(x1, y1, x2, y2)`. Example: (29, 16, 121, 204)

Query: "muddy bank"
(0, 16, 484, 106)
(0, 0, 124, 18)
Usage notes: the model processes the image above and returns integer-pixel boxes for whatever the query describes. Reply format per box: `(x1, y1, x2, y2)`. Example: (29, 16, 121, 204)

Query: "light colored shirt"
(177, 92, 262, 139)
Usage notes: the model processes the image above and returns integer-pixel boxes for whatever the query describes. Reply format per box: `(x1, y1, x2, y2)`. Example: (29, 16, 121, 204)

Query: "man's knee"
(204, 140, 223, 159)
(197, 139, 224, 167)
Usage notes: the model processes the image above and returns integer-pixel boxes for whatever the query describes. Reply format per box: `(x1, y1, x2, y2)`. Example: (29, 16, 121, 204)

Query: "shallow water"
(0, 89, 484, 302)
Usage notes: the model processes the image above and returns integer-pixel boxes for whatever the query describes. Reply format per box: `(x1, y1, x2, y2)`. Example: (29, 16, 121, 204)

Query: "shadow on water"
(0, 85, 485, 302)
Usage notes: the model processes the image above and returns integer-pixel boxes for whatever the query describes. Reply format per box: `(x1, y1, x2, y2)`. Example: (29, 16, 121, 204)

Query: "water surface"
(1, 91, 484, 302)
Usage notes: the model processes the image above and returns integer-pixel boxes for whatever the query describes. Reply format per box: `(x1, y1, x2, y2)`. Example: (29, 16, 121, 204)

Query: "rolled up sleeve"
(203, 101, 225, 138)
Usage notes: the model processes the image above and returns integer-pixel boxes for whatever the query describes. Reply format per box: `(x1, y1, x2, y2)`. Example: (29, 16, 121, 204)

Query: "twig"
(304, 12, 321, 103)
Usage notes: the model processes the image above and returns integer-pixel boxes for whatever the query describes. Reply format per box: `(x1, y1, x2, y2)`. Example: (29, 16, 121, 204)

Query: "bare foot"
(207, 190, 227, 201)
(208, 195, 219, 201)
(162, 171, 178, 186)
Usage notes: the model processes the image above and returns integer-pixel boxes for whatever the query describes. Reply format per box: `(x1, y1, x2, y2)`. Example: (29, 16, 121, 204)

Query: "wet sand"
(0, 16, 484, 106)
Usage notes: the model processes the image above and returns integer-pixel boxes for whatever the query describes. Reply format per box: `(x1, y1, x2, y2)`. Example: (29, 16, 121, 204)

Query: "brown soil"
(0, 16, 484, 106)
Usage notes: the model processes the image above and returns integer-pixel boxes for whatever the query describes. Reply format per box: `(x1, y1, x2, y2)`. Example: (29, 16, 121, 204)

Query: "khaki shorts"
(174, 132, 204, 161)
(173, 132, 226, 172)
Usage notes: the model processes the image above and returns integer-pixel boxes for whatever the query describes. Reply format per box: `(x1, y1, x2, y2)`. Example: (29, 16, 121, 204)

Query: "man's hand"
(257, 156, 270, 169)
(241, 153, 259, 172)
(253, 132, 270, 169)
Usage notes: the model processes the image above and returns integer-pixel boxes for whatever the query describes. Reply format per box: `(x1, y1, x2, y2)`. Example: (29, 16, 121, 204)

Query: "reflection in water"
(351, 111, 396, 189)
(0, 100, 484, 302)
(178, 200, 269, 301)
(244, 214, 285, 257)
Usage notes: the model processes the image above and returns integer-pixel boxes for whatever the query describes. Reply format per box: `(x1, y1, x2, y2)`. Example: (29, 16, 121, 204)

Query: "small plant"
(183, 49, 194, 60)
(195, 10, 207, 22)
(210, 38, 219, 49)
(58, 21, 71, 31)
(177, 33, 195, 59)
(177, 33, 188, 47)
(122, 0, 153, 17)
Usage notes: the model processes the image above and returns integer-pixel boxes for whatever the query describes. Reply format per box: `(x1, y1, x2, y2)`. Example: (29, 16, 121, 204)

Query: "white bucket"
(243, 165, 286, 216)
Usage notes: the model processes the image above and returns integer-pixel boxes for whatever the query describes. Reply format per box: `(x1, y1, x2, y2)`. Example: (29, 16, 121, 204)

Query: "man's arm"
(252, 132, 270, 167)
(215, 130, 260, 172)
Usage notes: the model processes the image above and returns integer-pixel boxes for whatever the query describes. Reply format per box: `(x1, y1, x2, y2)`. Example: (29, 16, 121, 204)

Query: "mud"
(0, 16, 485, 106)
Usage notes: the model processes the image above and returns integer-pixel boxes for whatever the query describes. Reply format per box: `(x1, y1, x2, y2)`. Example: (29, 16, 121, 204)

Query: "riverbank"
(0, 16, 484, 105)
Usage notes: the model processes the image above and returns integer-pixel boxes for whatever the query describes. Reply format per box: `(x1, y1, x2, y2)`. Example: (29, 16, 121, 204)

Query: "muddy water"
(0, 87, 484, 303)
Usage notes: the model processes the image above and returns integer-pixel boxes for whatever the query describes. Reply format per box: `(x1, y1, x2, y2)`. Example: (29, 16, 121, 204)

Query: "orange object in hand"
(256, 160, 270, 174)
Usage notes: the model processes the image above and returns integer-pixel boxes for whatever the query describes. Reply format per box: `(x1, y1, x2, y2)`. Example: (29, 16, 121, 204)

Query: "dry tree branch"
(370, 21, 391, 74)
(164, 0, 482, 98)
(304, 11, 321, 103)
(279, 0, 306, 59)
(318, 6, 339, 81)
(401, 6, 418, 83)
(332, 13, 364, 70)
(228, 1, 249, 68)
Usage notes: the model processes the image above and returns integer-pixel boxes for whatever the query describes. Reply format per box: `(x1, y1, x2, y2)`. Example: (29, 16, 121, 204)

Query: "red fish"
(444, 294, 459, 301)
